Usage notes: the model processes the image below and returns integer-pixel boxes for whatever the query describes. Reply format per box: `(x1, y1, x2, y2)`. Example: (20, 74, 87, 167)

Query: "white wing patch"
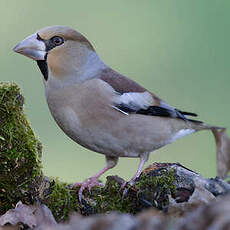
(112, 91, 183, 119)
(116, 91, 154, 110)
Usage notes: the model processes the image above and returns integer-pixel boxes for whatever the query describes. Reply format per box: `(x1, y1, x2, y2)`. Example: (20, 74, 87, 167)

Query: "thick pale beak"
(13, 33, 46, 60)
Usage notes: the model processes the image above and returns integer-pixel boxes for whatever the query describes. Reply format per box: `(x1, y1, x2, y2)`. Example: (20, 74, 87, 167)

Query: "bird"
(13, 26, 223, 202)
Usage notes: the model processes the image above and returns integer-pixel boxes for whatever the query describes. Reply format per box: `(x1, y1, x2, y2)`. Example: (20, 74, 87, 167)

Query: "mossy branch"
(0, 83, 42, 213)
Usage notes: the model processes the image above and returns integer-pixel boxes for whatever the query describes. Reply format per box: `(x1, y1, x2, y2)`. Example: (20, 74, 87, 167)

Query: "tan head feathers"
(38, 25, 94, 51)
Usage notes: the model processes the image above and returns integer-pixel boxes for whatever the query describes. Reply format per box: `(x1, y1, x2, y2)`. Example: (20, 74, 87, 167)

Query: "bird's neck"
(44, 49, 107, 89)
(74, 50, 107, 83)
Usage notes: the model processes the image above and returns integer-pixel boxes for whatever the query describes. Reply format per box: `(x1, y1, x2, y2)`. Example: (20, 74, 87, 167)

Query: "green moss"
(135, 168, 176, 210)
(38, 169, 176, 219)
(91, 169, 176, 214)
(44, 179, 80, 222)
(93, 177, 135, 213)
(0, 82, 42, 214)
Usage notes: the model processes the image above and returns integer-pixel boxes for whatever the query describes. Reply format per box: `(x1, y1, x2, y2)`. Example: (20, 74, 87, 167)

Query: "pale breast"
(45, 78, 127, 155)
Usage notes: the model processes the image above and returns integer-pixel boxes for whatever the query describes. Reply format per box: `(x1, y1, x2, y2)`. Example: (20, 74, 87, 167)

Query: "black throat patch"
(36, 60, 48, 81)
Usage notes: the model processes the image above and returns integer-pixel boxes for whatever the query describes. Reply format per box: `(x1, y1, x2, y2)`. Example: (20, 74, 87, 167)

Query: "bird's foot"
(120, 180, 135, 198)
(73, 178, 104, 203)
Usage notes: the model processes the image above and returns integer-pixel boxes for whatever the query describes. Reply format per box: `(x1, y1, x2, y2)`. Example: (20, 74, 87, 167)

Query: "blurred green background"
(1, 0, 229, 182)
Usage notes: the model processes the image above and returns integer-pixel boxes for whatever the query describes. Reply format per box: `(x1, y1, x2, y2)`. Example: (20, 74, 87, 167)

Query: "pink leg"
(122, 153, 149, 197)
(73, 156, 118, 202)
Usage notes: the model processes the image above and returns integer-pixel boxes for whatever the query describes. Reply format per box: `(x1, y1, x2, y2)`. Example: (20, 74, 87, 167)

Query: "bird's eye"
(51, 36, 64, 46)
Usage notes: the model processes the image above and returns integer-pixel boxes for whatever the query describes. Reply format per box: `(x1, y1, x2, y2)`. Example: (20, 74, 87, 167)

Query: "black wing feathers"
(176, 110, 198, 117)
(114, 89, 199, 121)
(116, 103, 198, 121)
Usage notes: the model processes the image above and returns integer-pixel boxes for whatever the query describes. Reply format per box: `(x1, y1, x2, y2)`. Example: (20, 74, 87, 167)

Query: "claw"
(122, 187, 129, 198)
(120, 181, 127, 191)
(121, 180, 136, 198)
(88, 181, 104, 192)
(121, 154, 148, 198)
(73, 178, 104, 203)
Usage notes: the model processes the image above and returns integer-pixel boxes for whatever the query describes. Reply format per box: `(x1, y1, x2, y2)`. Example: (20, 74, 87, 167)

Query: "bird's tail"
(189, 119, 225, 132)
(189, 120, 230, 179)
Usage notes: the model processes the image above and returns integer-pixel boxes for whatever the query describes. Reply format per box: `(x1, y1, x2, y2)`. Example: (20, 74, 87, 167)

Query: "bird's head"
(13, 26, 105, 85)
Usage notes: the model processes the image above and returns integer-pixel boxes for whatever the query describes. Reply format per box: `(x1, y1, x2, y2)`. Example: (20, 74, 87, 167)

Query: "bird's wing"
(99, 68, 197, 120)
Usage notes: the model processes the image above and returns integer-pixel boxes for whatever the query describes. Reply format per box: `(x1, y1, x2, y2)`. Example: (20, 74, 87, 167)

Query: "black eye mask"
(37, 58, 48, 81)
(35, 34, 64, 81)
(37, 33, 64, 51)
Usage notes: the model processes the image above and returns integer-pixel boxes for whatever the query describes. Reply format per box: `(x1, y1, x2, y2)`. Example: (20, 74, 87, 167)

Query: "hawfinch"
(13, 26, 222, 201)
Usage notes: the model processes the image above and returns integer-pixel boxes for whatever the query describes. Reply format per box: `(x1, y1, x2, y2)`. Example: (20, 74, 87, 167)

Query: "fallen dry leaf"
(0, 201, 56, 229)
(0, 201, 36, 228)
(212, 129, 230, 179)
